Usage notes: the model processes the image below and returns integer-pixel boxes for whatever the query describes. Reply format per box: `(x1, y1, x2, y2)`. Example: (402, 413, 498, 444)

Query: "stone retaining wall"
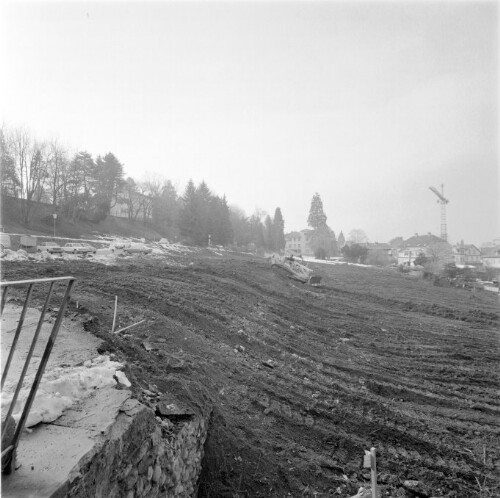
(64, 398, 209, 498)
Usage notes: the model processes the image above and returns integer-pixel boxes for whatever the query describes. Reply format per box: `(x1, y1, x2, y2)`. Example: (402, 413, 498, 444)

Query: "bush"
(443, 263, 458, 279)
(314, 247, 327, 260)
(414, 253, 428, 266)
(366, 251, 395, 266)
(341, 244, 368, 263)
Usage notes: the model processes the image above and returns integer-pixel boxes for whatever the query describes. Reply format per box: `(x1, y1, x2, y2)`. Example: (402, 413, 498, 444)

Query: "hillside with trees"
(0, 125, 285, 250)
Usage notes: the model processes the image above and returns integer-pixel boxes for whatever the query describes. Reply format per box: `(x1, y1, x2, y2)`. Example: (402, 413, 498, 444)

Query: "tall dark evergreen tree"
(307, 193, 335, 259)
(152, 180, 179, 239)
(248, 213, 265, 248)
(264, 215, 274, 250)
(178, 179, 197, 242)
(338, 231, 345, 249)
(273, 207, 285, 251)
(194, 181, 211, 245)
(0, 128, 19, 196)
(92, 153, 124, 220)
(307, 193, 327, 229)
(330, 230, 339, 256)
(229, 206, 251, 247)
(209, 195, 233, 246)
(65, 151, 95, 220)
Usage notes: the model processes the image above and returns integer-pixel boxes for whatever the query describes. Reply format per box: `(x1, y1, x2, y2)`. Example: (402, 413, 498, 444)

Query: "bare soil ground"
(2, 250, 499, 497)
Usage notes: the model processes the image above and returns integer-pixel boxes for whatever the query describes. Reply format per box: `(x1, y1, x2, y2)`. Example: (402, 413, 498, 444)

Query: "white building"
(285, 229, 314, 256)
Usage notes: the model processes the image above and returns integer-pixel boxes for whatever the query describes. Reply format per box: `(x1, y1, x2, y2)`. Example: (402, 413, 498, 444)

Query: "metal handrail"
(1, 276, 76, 474)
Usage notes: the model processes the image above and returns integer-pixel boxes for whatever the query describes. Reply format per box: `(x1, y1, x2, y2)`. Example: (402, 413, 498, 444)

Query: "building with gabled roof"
(284, 229, 314, 256)
(453, 242, 481, 266)
(481, 245, 500, 268)
(397, 233, 452, 266)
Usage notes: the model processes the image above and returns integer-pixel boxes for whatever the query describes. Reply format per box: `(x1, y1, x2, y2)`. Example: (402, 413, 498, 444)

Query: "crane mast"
(429, 184, 449, 241)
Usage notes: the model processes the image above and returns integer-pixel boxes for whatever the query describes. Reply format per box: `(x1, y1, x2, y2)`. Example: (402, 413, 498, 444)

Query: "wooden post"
(370, 447, 377, 498)
(114, 319, 145, 334)
(111, 296, 118, 333)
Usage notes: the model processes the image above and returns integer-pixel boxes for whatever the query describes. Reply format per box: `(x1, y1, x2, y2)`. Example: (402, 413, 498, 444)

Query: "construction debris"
(270, 254, 322, 286)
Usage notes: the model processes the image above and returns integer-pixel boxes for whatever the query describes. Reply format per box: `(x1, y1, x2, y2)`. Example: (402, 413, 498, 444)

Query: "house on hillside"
(366, 242, 393, 257)
(481, 246, 500, 269)
(110, 191, 153, 221)
(397, 233, 452, 266)
(366, 242, 395, 265)
(285, 229, 314, 256)
(453, 242, 482, 266)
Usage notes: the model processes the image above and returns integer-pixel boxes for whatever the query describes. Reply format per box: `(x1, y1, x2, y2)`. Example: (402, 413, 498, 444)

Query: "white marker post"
(370, 447, 378, 498)
(111, 296, 118, 333)
(363, 447, 378, 498)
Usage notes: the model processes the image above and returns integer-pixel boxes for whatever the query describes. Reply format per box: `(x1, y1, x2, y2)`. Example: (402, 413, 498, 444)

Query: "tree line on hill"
(0, 125, 285, 250)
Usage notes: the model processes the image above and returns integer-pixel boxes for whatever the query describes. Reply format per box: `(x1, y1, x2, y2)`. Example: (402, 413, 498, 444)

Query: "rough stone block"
(152, 464, 162, 483)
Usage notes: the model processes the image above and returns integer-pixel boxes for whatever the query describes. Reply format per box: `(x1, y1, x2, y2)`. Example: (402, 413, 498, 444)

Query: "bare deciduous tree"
(7, 126, 49, 224)
(44, 139, 69, 208)
(348, 228, 368, 244)
(0, 127, 19, 196)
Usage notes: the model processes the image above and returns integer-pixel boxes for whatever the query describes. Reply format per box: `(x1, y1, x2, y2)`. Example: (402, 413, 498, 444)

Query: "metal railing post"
(1, 284, 34, 390)
(1, 276, 76, 474)
(1, 282, 55, 435)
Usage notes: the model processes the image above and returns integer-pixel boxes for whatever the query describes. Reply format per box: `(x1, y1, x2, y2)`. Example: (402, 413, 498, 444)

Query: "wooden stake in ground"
(363, 447, 378, 498)
(370, 447, 378, 498)
(111, 296, 118, 333)
(114, 320, 145, 335)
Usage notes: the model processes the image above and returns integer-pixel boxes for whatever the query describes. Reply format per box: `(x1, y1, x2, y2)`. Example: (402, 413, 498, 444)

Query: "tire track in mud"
(2, 255, 499, 497)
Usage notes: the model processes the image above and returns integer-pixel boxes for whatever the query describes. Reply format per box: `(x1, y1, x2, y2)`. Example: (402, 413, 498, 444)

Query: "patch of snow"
(91, 252, 119, 266)
(302, 256, 346, 266)
(302, 256, 373, 268)
(115, 370, 131, 387)
(1, 355, 130, 428)
(2, 249, 32, 262)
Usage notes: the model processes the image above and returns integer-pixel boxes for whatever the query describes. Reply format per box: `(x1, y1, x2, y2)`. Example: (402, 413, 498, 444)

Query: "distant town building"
(284, 229, 314, 256)
(452, 242, 482, 266)
(397, 233, 451, 266)
(481, 245, 500, 269)
(366, 242, 393, 257)
(109, 191, 153, 221)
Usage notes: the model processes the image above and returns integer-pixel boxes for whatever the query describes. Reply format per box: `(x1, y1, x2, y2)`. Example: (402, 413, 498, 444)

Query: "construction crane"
(429, 184, 449, 241)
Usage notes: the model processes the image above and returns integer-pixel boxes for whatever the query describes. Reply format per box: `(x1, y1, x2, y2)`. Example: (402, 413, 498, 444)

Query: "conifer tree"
(330, 230, 339, 256)
(249, 213, 265, 248)
(152, 180, 178, 239)
(307, 193, 336, 259)
(307, 193, 327, 229)
(194, 181, 211, 245)
(273, 207, 285, 251)
(178, 179, 197, 242)
(264, 215, 274, 250)
(208, 195, 233, 246)
(338, 231, 345, 249)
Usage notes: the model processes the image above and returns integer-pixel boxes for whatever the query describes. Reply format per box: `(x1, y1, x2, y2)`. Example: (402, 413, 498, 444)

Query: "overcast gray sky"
(1, 1, 498, 245)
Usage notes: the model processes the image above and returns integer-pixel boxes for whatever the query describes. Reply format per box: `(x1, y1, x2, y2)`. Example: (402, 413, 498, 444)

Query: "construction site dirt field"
(2, 249, 499, 497)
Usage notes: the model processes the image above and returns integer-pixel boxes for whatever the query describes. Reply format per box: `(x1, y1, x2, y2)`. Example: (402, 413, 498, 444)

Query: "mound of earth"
(2, 249, 499, 497)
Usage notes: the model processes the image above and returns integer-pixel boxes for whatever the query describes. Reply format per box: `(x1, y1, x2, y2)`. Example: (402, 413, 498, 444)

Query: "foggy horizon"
(1, 1, 498, 245)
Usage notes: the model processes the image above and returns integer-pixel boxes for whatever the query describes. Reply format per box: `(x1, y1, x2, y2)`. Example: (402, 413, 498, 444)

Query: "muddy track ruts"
(2, 254, 499, 497)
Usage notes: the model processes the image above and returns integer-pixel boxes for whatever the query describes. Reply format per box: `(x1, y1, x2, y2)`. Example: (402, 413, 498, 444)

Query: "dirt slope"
(2, 250, 499, 497)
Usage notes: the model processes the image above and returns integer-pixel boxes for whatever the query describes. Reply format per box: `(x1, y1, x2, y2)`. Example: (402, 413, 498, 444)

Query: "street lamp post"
(53, 213, 57, 238)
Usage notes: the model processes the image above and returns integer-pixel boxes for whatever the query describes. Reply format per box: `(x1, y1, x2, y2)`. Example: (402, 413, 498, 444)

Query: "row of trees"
(231, 207, 286, 251)
(0, 125, 286, 249)
(1, 127, 124, 224)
